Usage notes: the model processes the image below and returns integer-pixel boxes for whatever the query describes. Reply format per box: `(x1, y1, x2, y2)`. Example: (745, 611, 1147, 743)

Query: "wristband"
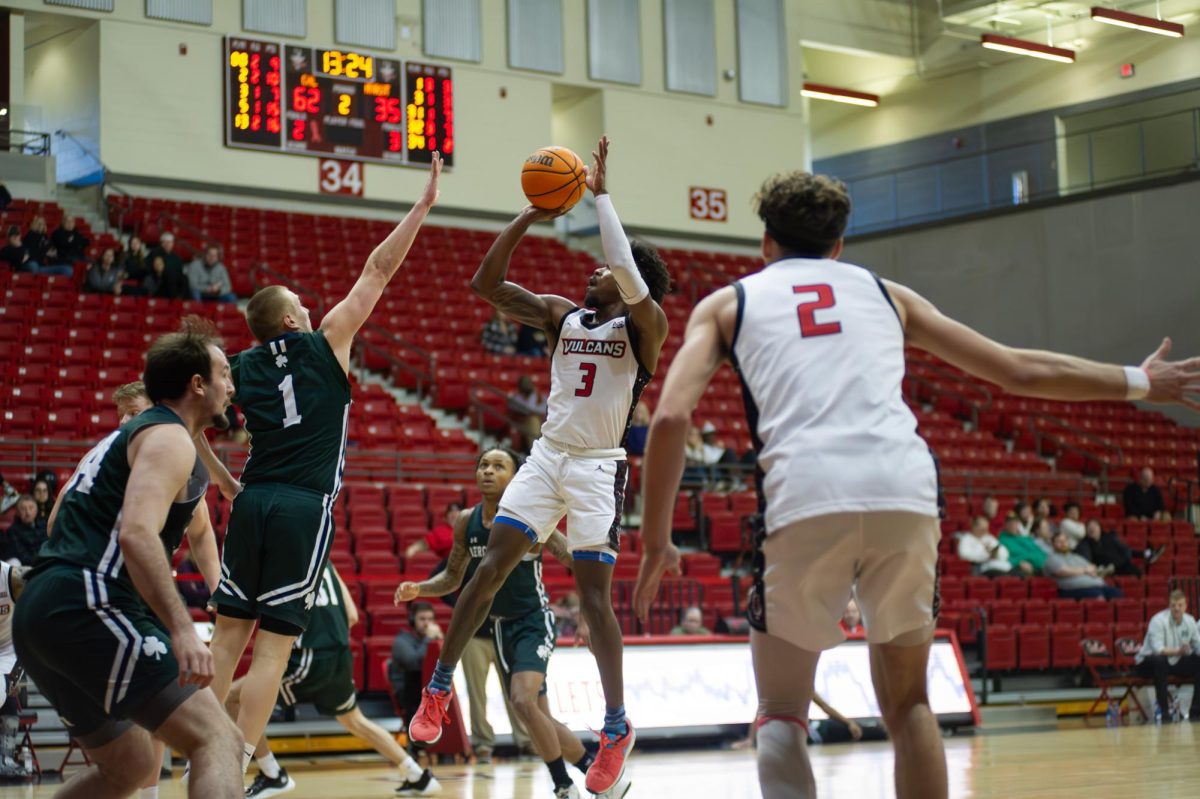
(1123, 366, 1150, 400)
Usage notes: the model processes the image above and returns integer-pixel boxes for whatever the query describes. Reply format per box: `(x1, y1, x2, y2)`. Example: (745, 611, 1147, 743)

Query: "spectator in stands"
(981, 495, 1001, 531)
(84, 248, 125, 296)
(839, 599, 864, 636)
(50, 216, 89, 266)
(1043, 530, 1122, 599)
(119, 234, 148, 282)
(625, 402, 651, 456)
(23, 215, 55, 266)
(700, 422, 738, 485)
(480, 309, 517, 355)
(0, 496, 45, 567)
(0, 226, 36, 272)
(507, 375, 547, 452)
(1013, 501, 1035, 536)
(142, 252, 189, 299)
(404, 502, 463, 561)
(1033, 496, 1056, 526)
(1134, 590, 1200, 721)
(682, 425, 709, 485)
(1032, 518, 1057, 555)
(388, 601, 443, 723)
(186, 243, 236, 303)
(1074, 519, 1142, 577)
(30, 479, 52, 523)
(957, 516, 1012, 577)
(553, 593, 581, 638)
(670, 606, 710, 636)
(150, 230, 184, 275)
(515, 323, 547, 357)
(1124, 467, 1168, 521)
(998, 515, 1045, 576)
(1058, 502, 1087, 547)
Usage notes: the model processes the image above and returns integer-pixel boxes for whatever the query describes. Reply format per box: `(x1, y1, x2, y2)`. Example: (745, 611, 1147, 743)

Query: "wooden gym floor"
(2, 722, 1196, 798)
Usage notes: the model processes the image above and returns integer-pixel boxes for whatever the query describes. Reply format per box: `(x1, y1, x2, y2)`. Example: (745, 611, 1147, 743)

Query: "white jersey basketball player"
(408, 136, 670, 797)
(0, 562, 28, 777)
(635, 171, 1200, 799)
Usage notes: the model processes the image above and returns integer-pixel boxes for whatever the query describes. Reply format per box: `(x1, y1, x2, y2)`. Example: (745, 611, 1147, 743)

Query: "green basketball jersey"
(294, 562, 350, 651)
(461, 505, 548, 619)
(36, 405, 208, 588)
(231, 331, 351, 496)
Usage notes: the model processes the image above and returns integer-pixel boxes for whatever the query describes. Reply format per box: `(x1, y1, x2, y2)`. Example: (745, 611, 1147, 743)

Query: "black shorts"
(494, 608, 557, 695)
(214, 483, 335, 633)
(12, 566, 197, 747)
(278, 647, 357, 717)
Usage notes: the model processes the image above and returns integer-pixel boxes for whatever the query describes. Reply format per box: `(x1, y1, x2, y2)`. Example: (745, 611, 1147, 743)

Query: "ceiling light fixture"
(1091, 6, 1184, 37)
(801, 82, 880, 107)
(980, 33, 1076, 63)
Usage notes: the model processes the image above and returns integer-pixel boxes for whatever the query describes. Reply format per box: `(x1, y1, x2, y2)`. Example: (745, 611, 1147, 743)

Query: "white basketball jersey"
(540, 309, 649, 452)
(0, 562, 14, 667)
(732, 258, 938, 533)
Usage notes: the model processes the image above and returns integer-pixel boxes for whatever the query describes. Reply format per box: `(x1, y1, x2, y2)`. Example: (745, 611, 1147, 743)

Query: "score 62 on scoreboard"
(224, 37, 454, 168)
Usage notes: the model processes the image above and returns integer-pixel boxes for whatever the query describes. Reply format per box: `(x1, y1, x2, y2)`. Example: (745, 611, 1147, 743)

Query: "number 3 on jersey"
(575, 362, 597, 397)
(793, 284, 842, 337)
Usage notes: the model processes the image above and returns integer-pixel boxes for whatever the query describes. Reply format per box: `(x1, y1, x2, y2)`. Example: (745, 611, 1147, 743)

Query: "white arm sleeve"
(595, 194, 649, 305)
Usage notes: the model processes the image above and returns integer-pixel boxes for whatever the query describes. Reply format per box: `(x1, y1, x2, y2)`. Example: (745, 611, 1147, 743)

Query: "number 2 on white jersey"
(278, 374, 303, 428)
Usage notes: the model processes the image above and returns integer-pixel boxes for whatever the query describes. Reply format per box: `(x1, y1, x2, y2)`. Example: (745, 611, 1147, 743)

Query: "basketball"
(521, 146, 587, 211)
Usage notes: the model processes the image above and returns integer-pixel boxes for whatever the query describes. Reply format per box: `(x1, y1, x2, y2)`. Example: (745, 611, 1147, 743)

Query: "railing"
(1024, 413, 1125, 485)
(905, 365, 994, 428)
(250, 263, 328, 318)
(0, 129, 52, 156)
(467, 378, 513, 437)
(939, 469, 1105, 503)
(357, 324, 434, 397)
(832, 104, 1200, 236)
(613, 578, 704, 636)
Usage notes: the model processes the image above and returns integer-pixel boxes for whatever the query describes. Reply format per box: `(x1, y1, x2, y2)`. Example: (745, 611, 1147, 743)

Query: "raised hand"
(394, 581, 420, 605)
(520, 204, 569, 224)
(420, 152, 443, 207)
(1141, 337, 1200, 410)
(633, 542, 683, 623)
(586, 136, 610, 196)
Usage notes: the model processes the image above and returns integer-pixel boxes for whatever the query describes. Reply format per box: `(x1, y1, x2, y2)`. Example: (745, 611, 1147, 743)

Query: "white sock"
(242, 742, 256, 775)
(256, 751, 281, 780)
(138, 788, 159, 799)
(401, 756, 423, 782)
(756, 719, 814, 799)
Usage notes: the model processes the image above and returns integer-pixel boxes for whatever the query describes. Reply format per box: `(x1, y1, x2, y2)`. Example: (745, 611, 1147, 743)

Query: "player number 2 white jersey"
(540, 309, 649, 453)
(732, 258, 938, 532)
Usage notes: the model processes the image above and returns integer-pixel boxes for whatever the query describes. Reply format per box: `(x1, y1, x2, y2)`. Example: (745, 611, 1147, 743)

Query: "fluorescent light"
(801, 82, 880, 108)
(980, 33, 1076, 63)
(1091, 6, 1184, 37)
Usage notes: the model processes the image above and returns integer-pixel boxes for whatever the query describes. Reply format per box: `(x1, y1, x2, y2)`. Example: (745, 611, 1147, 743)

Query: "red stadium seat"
(985, 626, 1016, 672)
(1017, 625, 1050, 670)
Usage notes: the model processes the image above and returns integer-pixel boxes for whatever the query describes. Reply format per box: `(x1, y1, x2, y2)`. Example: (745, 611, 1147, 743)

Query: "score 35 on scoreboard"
(224, 37, 454, 168)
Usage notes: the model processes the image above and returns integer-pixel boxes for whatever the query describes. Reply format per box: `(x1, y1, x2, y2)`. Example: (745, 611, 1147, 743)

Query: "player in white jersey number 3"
(635, 172, 1200, 799)
(408, 136, 671, 796)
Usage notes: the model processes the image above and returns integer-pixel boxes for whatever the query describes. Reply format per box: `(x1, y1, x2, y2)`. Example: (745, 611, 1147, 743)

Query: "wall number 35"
(689, 187, 728, 222)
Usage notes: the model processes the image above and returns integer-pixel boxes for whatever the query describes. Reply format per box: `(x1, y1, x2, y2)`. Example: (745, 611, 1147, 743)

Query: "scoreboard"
(224, 37, 454, 168)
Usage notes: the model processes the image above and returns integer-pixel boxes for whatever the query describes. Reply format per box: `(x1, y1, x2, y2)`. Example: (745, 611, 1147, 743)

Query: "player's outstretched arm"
(193, 431, 241, 501)
(120, 424, 214, 687)
(890, 281, 1200, 408)
(394, 508, 473, 603)
(471, 207, 575, 336)
(634, 288, 733, 622)
(184, 501, 222, 594)
(321, 153, 443, 368)
(588, 136, 668, 370)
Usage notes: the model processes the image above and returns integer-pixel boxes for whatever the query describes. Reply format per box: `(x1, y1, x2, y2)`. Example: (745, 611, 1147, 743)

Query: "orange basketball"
(521, 146, 587, 211)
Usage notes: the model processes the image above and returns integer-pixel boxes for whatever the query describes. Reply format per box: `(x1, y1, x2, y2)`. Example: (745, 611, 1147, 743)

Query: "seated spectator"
(30, 479, 52, 522)
(670, 606, 710, 636)
(552, 593, 581, 638)
(481, 310, 517, 355)
(839, 599, 864, 636)
(1058, 502, 1087, 547)
(50, 216, 89, 266)
(142, 252, 190, 299)
(957, 516, 1011, 577)
(0, 496, 45, 566)
(1075, 519, 1141, 577)
(682, 425, 709, 484)
(0, 226, 35, 272)
(625, 402, 650, 456)
(388, 602, 442, 721)
(1013, 501, 1035, 536)
(980, 495, 1001, 531)
(1043, 530, 1122, 599)
(507, 375, 546, 451)
(84, 248, 125, 295)
(1033, 496, 1056, 526)
(404, 502, 463, 560)
(998, 515, 1045, 576)
(1124, 466, 1168, 521)
(1031, 518, 1057, 555)
(119, 234, 149, 282)
(23, 215, 55, 266)
(186, 244, 236, 302)
(150, 230, 185, 276)
(1134, 590, 1200, 721)
(699, 422, 738, 484)
(515, 323, 547, 357)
